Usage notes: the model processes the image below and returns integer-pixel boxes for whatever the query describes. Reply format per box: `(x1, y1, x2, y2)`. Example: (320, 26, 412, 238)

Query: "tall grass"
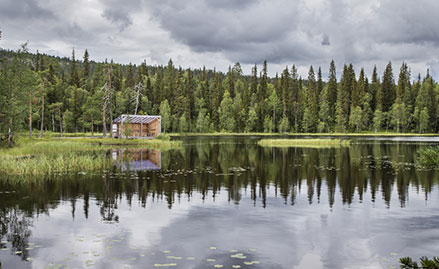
(0, 137, 181, 176)
(0, 153, 111, 175)
(258, 138, 351, 148)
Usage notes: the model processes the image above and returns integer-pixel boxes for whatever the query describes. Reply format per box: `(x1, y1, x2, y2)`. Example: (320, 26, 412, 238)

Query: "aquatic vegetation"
(417, 147, 439, 168)
(258, 138, 351, 148)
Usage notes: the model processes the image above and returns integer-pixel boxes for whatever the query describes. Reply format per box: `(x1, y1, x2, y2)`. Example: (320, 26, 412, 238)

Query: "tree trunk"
(52, 114, 55, 132)
(29, 99, 32, 139)
(60, 112, 63, 137)
(102, 101, 107, 137)
(8, 116, 14, 146)
(40, 95, 44, 138)
(8, 127, 13, 147)
(91, 116, 94, 137)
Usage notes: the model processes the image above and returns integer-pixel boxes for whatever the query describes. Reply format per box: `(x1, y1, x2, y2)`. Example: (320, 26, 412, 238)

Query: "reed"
(0, 137, 181, 176)
(257, 138, 351, 148)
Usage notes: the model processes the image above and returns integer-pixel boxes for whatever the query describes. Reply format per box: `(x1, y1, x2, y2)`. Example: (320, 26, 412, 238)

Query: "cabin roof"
(113, 115, 161, 124)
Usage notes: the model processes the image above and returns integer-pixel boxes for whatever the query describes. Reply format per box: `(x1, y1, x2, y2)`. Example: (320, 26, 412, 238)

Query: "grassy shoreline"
(258, 138, 351, 148)
(0, 137, 181, 176)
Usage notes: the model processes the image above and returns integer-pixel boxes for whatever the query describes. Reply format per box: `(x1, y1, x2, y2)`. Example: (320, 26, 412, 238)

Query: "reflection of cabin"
(112, 115, 161, 138)
(112, 149, 161, 171)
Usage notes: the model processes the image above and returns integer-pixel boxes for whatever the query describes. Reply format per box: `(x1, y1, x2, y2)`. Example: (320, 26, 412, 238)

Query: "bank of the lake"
(0, 137, 181, 176)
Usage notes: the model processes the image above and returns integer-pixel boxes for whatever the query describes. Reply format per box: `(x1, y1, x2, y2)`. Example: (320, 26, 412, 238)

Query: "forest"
(1, 44, 438, 145)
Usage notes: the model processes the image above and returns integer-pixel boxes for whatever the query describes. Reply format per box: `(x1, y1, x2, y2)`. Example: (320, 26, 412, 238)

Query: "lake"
(1, 136, 439, 268)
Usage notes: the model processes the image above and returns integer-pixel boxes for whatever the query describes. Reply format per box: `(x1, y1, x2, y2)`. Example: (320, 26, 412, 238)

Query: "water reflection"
(0, 137, 439, 268)
(112, 149, 161, 171)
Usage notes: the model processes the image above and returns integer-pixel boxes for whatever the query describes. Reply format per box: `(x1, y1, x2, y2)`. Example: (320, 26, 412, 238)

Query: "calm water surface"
(1, 136, 439, 269)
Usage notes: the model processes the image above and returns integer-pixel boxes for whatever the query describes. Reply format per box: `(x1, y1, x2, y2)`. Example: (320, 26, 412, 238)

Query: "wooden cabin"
(112, 115, 161, 138)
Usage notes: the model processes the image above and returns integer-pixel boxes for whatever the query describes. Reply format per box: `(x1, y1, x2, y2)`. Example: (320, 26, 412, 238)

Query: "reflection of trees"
(2, 139, 439, 248)
(0, 207, 32, 260)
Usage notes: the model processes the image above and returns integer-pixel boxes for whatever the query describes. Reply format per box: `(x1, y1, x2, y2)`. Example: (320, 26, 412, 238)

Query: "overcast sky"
(1, 0, 439, 79)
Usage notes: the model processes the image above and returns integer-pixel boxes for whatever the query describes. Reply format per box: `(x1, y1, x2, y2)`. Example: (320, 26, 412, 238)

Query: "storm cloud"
(0, 0, 439, 78)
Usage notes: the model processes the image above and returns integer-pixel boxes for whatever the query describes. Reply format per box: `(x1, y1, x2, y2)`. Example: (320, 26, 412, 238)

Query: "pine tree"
(327, 60, 338, 126)
(70, 49, 80, 87)
(370, 65, 380, 112)
(319, 86, 331, 132)
(381, 62, 395, 113)
(305, 66, 319, 132)
(82, 49, 90, 81)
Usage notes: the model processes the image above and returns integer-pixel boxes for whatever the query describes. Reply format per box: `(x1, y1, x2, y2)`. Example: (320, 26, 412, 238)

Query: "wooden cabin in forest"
(112, 115, 161, 138)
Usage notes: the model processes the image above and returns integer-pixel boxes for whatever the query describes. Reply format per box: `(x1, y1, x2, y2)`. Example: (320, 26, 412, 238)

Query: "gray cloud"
(0, 0, 56, 20)
(99, 0, 142, 31)
(0, 0, 438, 78)
(102, 9, 133, 31)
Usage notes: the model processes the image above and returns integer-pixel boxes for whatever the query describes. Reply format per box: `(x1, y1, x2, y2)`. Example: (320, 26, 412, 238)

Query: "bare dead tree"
(101, 82, 110, 137)
(132, 82, 145, 115)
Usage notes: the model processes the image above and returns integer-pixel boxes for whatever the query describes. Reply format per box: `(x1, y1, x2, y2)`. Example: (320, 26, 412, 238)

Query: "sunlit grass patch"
(257, 138, 350, 148)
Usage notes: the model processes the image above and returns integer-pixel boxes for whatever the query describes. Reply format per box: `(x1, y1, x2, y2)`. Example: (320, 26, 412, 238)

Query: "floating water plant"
(258, 138, 350, 148)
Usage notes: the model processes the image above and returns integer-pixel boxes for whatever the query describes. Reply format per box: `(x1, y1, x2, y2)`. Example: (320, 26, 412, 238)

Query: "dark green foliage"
(1, 47, 439, 135)
(381, 61, 395, 113)
(400, 256, 439, 269)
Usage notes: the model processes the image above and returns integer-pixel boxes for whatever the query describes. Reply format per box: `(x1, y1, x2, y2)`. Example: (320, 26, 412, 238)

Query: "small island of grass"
(257, 138, 351, 148)
(0, 136, 181, 176)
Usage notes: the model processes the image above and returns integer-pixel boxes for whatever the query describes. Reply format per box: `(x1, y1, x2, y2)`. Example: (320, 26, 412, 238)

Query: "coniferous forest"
(1, 45, 438, 142)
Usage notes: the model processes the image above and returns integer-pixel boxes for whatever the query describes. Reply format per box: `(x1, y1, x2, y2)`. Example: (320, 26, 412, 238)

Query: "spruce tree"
(70, 49, 80, 87)
(305, 66, 319, 132)
(381, 61, 395, 113)
(327, 60, 338, 126)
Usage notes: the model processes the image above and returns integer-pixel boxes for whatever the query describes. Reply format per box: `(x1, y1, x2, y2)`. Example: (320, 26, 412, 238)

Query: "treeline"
(1, 45, 439, 144)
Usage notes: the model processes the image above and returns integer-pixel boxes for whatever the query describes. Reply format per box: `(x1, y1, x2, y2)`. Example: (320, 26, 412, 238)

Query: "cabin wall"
(115, 118, 161, 138)
(148, 119, 161, 137)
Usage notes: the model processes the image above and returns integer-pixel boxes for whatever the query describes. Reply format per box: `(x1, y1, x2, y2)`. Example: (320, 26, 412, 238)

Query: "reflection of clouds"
(1, 181, 439, 268)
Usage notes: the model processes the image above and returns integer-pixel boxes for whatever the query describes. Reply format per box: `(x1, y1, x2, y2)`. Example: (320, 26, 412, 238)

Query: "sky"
(1, 0, 439, 80)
